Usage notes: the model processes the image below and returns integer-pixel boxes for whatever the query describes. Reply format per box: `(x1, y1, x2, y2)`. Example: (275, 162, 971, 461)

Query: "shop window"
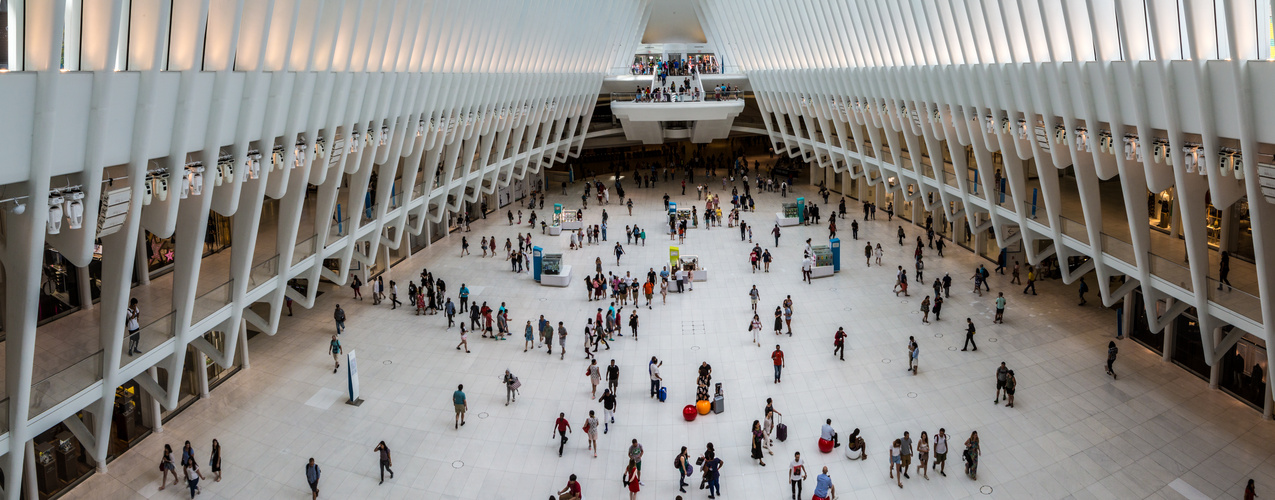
(204, 331, 241, 390)
(34, 423, 93, 499)
(145, 231, 176, 274)
(1227, 199, 1255, 262)
(1128, 291, 1162, 354)
(107, 382, 150, 460)
(1219, 334, 1266, 410)
(38, 248, 81, 323)
(1171, 313, 1209, 380)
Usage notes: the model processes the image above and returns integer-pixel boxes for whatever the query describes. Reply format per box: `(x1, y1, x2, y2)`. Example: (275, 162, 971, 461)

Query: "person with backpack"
(675, 446, 692, 493)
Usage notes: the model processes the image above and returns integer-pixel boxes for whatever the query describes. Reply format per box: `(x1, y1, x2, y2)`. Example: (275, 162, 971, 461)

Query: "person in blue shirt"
(812, 466, 835, 500)
(458, 284, 470, 312)
(453, 385, 467, 429)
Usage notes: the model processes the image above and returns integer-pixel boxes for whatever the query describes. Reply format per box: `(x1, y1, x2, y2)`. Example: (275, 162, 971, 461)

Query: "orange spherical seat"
(696, 400, 712, 415)
(818, 438, 834, 453)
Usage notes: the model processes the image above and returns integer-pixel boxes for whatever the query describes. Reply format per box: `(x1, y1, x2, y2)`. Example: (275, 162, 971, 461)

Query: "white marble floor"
(64, 172, 1275, 500)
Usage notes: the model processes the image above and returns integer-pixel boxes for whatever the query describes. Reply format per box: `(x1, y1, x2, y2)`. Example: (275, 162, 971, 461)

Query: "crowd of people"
(279, 137, 1162, 500)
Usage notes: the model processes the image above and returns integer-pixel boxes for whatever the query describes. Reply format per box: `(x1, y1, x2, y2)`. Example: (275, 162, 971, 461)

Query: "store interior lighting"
(47, 194, 64, 234)
(64, 190, 84, 229)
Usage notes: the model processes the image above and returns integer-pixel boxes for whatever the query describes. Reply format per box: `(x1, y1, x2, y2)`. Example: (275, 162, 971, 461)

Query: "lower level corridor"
(61, 172, 1274, 500)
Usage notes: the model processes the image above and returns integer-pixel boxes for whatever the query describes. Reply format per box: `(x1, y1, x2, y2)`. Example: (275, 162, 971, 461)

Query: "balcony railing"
(122, 312, 175, 368)
(1149, 253, 1193, 292)
(1208, 280, 1262, 322)
(248, 257, 279, 289)
(1058, 216, 1089, 244)
(1101, 233, 1136, 266)
(31, 351, 102, 416)
(292, 236, 318, 266)
(192, 280, 233, 323)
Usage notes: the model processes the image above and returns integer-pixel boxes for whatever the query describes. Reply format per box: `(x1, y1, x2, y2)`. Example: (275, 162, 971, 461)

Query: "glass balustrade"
(1207, 279, 1262, 322)
(1149, 253, 1193, 292)
(30, 351, 103, 417)
(192, 280, 233, 323)
(1100, 233, 1136, 266)
(122, 312, 175, 368)
(1058, 216, 1089, 244)
(292, 236, 318, 266)
(248, 257, 279, 289)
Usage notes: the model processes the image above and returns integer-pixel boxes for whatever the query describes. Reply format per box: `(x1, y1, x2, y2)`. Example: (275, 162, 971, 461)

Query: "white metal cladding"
(0, 0, 648, 496)
(699, 0, 1275, 411)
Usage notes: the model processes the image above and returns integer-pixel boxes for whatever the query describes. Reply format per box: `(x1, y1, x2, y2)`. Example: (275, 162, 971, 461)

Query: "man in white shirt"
(821, 419, 840, 448)
(789, 451, 807, 500)
(802, 255, 813, 283)
(649, 356, 663, 399)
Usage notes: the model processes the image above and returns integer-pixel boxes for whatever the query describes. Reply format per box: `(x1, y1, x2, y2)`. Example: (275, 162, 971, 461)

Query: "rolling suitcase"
(712, 394, 724, 414)
(658, 386, 667, 402)
(776, 417, 788, 442)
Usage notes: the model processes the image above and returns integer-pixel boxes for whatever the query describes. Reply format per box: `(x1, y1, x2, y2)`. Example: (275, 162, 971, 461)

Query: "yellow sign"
(670, 247, 680, 269)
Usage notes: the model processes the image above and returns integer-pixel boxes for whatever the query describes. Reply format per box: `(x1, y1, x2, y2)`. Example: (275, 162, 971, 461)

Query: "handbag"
(510, 379, 521, 391)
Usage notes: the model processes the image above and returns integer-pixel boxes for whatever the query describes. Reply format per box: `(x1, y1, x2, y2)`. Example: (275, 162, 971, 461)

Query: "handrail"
(31, 351, 103, 416)
(121, 312, 175, 368)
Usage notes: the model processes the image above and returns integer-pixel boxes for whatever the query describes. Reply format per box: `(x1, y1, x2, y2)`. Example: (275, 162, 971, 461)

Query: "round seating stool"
(683, 405, 697, 421)
(818, 438, 834, 454)
(696, 400, 712, 415)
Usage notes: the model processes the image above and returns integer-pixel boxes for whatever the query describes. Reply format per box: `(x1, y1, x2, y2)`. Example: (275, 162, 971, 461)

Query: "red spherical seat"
(818, 438, 834, 453)
(683, 405, 697, 421)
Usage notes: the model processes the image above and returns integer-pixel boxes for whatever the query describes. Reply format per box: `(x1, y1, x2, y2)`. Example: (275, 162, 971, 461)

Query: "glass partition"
(31, 351, 103, 417)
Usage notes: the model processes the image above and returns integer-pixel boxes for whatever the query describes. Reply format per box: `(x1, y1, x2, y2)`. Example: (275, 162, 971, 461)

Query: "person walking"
(629, 312, 640, 340)
(328, 335, 342, 373)
(587, 359, 602, 397)
(350, 275, 362, 300)
(209, 439, 222, 482)
(585, 410, 600, 458)
(833, 327, 847, 360)
(333, 304, 345, 334)
(920, 296, 930, 323)
(751, 420, 767, 466)
(598, 388, 617, 433)
(963, 431, 980, 479)
(772, 224, 781, 246)
(932, 428, 949, 476)
(606, 359, 620, 394)
(801, 253, 813, 283)
(1004, 370, 1016, 408)
(942, 273, 952, 298)
(783, 301, 794, 335)
(389, 280, 401, 309)
(453, 384, 467, 428)
(889, 439, 903, 488)
(553, 412, 572, 457)
(445, 298, 456, 328)
(916, 432, 930, 480)
(875, 243, 884, 265)
(962, 318, 978, 351)
(900, 431, 914, 479)
(994, 292, 1006, 323)
(159, 444, 179, 490)
(614, 242, 625, 265)
(305, 458, 321, 500)
(502, 369, 520, 405)
(749, 314, 764, 347)
(126, 298, 142, 356)
(460, 236, 470, 257)
(773, 306, 784, 336)
(1023, 265, 1037, 294)
(1219, 251, 1233, 291)
(649, 357, 663, 399)
(933, 295, 944, 321)
(749, 285, 760, 312)
(788, 451, 807, 499)
(995, 362, 1010, 403)
(373, 441, 393, 484)
(1011, 260, 1021, 284)
(1245, 479, 1257, 500)
(864, 242, 872, 267)
(772, 345, 785, 383)
(183, 459, 205, 498)
(1106, 341, 1119, 379)
(1078, 277, 1090, 305)
(812, 466, 836, 500)
(559, 321, 569, 359)
(763, 249, 773, 272)
(455, 323, 470, 353)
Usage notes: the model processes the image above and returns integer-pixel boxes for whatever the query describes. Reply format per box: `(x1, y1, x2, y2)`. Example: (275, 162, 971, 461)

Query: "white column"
(194, 350, 210, 398)
(75, 265, 93, 310)
(1162, 299, 1176, 363)
(135, 232, 150, 285)
(1209, 326, 1222, 390)
(238, 319, 251, 371)
(22, 441, 36, 500)
(147, 367, 163, 434)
